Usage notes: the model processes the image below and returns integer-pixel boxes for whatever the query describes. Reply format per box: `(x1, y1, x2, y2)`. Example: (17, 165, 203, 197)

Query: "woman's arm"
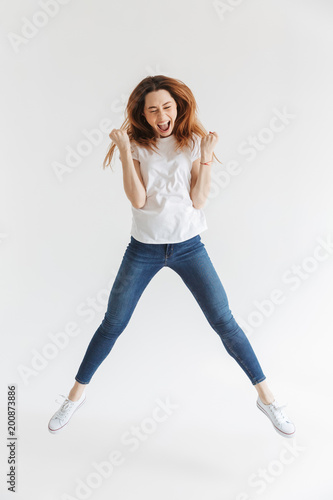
(190, 156, 212, 209)
(190, 132, 218, 209)
(109, 129, 147, 209)
(119, 148, 147, 209)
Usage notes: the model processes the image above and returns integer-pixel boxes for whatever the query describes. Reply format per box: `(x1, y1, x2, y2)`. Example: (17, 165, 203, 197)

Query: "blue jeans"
(75, 234, 266, 386)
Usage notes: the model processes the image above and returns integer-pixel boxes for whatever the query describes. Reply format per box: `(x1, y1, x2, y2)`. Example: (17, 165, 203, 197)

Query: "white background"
(1, 0, 333, 499)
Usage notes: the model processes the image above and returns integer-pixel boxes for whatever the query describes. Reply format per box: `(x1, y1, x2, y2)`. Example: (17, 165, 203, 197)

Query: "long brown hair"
(103, 75, 222, 170)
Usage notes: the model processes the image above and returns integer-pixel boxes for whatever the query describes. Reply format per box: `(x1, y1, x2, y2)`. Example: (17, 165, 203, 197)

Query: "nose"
(156, 112, 168, 121)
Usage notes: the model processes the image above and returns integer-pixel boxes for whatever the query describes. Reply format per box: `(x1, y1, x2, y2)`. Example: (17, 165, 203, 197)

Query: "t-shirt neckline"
(156, 134, 175, 142)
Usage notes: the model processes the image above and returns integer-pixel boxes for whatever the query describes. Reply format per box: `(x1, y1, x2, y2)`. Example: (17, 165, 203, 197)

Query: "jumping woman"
(48, 75, 295, 438)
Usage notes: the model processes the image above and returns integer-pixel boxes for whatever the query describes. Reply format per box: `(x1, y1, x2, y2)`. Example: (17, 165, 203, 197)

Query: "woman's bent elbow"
(132, 196, 146, 209)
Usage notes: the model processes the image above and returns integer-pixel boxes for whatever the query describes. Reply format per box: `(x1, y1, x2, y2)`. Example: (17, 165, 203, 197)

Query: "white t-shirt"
(128, 133, 208, 244)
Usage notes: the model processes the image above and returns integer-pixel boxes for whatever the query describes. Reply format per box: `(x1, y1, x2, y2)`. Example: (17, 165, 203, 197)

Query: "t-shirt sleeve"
(191, 134, 201, 162)
(130, 141, 140, 161)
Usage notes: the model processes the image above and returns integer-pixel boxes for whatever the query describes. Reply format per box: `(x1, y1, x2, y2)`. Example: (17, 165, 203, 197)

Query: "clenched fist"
(109, 129, 131, 153)
(201, 131, 218, 160)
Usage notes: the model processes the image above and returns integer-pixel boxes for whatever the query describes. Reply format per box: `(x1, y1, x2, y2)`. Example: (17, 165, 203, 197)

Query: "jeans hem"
(251, 375, 266, 386)
(75, 376, 90, 385)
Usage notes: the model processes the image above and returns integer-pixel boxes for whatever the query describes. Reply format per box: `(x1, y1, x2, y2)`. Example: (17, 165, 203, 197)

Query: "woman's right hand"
(109, 129, 131, 153)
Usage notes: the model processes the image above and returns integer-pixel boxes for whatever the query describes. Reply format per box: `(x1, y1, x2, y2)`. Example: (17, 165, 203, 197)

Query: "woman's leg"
(71, 240, 164, 389)
(254, 379, 275, 404)
(68, 380, 86, 402)
(168, 238, 268, 387)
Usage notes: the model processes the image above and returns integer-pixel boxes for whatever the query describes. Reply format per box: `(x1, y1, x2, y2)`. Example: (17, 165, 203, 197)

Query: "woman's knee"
(98, 314, 129, 340)
(210, 308, 240, 338)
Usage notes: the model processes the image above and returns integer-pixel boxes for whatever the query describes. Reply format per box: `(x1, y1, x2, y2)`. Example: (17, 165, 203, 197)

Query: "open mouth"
(157, 121, 171, 132)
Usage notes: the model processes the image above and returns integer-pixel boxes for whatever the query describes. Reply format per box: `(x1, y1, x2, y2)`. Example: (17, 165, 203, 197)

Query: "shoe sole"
(256, 401, 296, 438)
(48, 396, 86, 434)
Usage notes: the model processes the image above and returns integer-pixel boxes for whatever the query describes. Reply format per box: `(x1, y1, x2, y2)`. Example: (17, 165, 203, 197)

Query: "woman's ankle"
(68, 392, 82, 402)
(254, 380, 275, 405)
(68, 381, 86, 402)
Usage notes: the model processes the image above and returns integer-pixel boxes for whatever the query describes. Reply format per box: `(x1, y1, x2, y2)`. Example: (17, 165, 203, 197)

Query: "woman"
(48, 75, 295, 438)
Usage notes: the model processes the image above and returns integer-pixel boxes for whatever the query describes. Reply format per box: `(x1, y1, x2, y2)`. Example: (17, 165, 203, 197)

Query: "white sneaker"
(48, 391, 86, 434)
(256, 396, 296, 438)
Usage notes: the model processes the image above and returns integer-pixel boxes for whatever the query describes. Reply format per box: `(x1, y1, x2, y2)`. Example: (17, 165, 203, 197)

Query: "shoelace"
(268, 401, 290, 424)
(53, 394, 76, 421)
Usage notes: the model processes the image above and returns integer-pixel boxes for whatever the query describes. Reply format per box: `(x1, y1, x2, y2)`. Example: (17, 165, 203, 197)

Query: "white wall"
(1, 1, 332, 499)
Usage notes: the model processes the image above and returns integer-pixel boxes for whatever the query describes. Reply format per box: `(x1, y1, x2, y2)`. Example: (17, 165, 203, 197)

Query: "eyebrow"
(147, 101, 172, 109)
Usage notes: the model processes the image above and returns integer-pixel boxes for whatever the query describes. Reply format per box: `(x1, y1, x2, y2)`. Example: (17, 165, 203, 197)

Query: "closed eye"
(152, 107, 171, 113)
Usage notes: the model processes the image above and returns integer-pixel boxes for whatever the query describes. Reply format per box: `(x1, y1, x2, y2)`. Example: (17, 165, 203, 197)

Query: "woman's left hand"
(201, 131, 219, 159)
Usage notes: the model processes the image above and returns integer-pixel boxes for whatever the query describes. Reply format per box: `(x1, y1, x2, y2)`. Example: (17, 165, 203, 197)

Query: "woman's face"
(142, 89, 177, 138)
